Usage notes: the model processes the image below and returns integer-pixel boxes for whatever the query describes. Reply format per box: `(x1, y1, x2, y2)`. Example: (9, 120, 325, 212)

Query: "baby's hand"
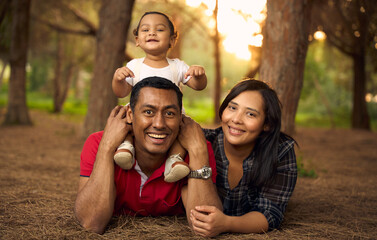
(184, 65, 205, 79)
(113, 67, 135, 81)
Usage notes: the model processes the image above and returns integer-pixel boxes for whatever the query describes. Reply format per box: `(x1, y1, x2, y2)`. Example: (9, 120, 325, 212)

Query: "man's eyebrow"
(141, 104, 156, 109)
(229, 100, 260, 114)
(141, 104, 179, 111)
(164, 104, 179, 111)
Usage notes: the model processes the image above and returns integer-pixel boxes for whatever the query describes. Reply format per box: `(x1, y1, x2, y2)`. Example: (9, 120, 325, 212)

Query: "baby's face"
(135, 14, 174, 55)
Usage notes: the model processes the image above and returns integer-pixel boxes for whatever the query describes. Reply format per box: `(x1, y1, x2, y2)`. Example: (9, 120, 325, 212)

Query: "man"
(74, 77, 222, 235)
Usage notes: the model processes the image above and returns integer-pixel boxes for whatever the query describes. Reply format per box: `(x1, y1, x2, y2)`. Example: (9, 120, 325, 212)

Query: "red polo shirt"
(80, 131, 217, 216)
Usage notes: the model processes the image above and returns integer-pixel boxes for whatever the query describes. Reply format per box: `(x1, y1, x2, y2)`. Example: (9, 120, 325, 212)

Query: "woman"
(184, 79, 297, 237)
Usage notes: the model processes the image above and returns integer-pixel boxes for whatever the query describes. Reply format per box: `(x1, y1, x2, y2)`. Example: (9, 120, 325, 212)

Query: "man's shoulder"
(86, 131, 104, 142)
(82, 131, 104, 150)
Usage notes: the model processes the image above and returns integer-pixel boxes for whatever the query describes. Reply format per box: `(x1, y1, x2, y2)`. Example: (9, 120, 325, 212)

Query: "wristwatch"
(188, 166, 212, 179)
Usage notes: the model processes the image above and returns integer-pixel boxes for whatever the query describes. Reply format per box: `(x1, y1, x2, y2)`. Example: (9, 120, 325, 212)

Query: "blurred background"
(0, 0, 376, 137)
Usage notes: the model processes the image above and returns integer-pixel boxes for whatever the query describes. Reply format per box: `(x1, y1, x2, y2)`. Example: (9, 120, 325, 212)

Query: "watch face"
(202, 167, 212, 179)
(189, 166, 212, 179)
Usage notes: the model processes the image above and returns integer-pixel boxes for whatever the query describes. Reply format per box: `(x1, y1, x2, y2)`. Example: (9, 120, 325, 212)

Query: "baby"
(112, 11, 207, 182)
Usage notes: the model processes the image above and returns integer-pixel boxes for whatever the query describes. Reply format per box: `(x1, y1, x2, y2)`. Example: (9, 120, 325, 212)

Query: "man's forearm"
(74, 146, 116, 234)
(184, 148, 222, 226)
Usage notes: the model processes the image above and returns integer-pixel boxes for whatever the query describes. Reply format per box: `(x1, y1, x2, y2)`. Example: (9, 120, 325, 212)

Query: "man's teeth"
(148, 133, 167, 139)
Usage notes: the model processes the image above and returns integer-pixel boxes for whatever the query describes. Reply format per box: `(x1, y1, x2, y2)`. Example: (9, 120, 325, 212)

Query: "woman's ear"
(263, 124, 270, 132)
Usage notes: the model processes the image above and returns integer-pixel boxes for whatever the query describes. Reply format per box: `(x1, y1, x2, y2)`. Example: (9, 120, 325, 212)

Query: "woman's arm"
(256, 142, 297, 229)
(190, 206, 268, 236)
(189, 140, 297, 236)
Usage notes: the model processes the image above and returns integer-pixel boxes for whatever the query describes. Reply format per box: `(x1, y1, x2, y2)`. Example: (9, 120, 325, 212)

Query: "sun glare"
(186, 0, 267, 60)
(314, 31, 326, 40)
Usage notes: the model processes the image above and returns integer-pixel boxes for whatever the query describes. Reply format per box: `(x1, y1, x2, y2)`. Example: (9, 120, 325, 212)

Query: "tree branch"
(32, 14, 96, 36)
(60, 2, 97, 35)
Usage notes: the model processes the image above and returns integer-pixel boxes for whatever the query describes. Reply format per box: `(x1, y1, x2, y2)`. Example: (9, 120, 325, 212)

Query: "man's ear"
(126, 106, 133, 124)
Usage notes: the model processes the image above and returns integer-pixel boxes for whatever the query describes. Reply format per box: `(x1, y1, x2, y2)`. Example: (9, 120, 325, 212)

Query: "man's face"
(128, 87, 181, 157)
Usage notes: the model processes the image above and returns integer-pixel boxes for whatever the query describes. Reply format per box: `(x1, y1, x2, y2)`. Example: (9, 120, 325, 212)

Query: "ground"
(0, 110, 376, 239)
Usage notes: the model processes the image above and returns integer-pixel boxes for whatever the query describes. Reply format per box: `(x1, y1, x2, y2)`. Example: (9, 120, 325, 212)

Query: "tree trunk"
(213, 0, 221, 124)
(52, 32, 76, 114)
(60, 63, 75, 108)
(53, 32, 63, 113)
(352, 52, 370, 129)
(260, 0, 311, 135)
(246, 46, 262, 78)
(82, 0, 135, 138)
(4, 0, 31, 125)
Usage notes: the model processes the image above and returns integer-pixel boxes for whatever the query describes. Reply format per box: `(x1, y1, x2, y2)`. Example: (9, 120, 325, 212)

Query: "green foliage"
(183, 97, 214, 124)
(297, 40, 374, 129)
(28, 57, 53, 92)
(298, 39, 377, 130)
(296, 155, 317, 178)
(0, 91, 87, 117)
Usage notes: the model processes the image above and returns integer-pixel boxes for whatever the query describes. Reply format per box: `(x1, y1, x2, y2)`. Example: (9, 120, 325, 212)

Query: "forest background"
(1, 0, 377, 239)
(1, 0, 376, 133)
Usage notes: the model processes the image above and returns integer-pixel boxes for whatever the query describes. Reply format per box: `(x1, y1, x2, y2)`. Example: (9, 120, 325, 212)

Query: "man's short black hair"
(130, 77, 183, 112)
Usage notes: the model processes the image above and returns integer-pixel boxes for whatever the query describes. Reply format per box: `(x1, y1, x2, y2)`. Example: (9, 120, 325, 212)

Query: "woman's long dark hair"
(219, 79, 293, 188)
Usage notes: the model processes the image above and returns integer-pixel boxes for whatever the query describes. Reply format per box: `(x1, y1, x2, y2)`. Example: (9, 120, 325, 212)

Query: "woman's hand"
(190, 205, 228, 237)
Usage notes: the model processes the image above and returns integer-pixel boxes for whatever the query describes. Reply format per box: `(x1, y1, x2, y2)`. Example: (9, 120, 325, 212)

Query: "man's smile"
(147, 133, 167, 139)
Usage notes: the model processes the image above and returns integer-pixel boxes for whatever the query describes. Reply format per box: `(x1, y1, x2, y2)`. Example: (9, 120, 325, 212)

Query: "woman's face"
(221, 90, 267, 147)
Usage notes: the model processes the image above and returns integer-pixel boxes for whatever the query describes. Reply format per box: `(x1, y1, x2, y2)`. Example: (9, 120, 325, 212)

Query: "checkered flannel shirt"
(203, 127, 297, 230)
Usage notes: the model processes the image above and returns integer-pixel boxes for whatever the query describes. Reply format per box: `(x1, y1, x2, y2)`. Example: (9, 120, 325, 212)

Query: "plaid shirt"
(204, 127, 297, 230)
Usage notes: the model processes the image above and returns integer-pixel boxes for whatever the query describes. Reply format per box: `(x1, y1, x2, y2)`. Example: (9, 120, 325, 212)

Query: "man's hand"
(101, 105, 132, 154)
(178, 115, 207, 155)
(113, 66, 135, 82)
(190, 205, 227, 237)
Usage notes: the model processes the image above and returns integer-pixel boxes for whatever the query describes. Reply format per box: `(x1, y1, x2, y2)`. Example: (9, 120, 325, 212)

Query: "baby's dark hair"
(130, 77, 183, 112)
(133, 11, 178, 41)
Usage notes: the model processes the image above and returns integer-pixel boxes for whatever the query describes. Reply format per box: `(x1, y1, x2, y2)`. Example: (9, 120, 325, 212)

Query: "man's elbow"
(74, 207, 107, 234)
(82, 221, 107, 234)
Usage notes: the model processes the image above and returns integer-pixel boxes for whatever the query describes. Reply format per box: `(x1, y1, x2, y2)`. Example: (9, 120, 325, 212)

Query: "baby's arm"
(112, 67, 134, 98)
(184, 65, 207, 91)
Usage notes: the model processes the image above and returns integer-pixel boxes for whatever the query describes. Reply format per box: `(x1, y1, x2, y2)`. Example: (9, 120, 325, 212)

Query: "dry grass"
(1, 110, 376, 239)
